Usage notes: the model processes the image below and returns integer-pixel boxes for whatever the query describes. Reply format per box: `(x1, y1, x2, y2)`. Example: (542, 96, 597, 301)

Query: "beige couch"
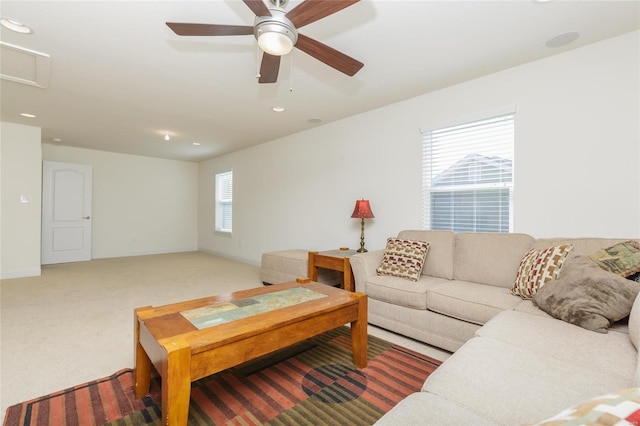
(350, 230, 638, 425)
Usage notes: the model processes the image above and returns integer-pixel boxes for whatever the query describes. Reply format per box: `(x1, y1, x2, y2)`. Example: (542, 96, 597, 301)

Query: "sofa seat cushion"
(374, 392, 495, 426)
(513, 299, 553, 317)
(368, 298, 480, 353)
(423, 337, 632, 425)
(476, 310, 636, 380)
(426, 280, 521, 325)
(365, 275, 449, 310)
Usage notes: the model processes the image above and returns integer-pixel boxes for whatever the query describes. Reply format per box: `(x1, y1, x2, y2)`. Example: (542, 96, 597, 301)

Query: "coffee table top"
(181, 286, 327, 329)
(137, 281, 363, 355)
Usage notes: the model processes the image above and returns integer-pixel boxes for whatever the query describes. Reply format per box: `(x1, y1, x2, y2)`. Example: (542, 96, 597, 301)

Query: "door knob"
(83, 216, 91, 219)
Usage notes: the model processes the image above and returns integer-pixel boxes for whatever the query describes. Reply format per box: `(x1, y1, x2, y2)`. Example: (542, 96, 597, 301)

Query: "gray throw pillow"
(533, 255, 640, 333)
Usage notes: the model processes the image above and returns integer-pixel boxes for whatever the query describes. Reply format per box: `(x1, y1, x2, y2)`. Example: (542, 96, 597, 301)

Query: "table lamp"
(351, 199, 375, 253)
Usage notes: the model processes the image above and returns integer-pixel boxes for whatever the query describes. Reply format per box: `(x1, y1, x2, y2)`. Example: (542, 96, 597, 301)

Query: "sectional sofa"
(350, 230, 640, 425)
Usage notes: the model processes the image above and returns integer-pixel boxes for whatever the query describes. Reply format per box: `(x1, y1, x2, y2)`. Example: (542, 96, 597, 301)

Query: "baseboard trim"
(199, 248, 260, 267)
(1, 267, 42, 280)
(92, 247, 198, 260)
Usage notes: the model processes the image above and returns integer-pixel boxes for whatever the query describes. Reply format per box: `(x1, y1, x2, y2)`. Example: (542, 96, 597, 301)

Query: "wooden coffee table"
(134, 279, 368, 426)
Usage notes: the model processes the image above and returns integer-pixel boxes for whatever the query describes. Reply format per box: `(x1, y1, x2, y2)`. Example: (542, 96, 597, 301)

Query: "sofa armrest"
(350, 250, 384, 293)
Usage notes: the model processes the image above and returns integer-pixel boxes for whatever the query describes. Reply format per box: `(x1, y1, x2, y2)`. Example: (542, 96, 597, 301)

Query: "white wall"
(1, 122, 42, 278)
(199, 31, 640, 266)
(43, 145, 198, 259)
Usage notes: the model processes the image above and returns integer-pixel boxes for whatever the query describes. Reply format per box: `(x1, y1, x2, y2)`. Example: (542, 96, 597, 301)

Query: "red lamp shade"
(351, 199, 374, 219)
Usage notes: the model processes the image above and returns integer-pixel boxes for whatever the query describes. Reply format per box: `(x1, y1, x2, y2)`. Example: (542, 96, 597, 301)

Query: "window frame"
(214, 170, 233, 234)
(421, 111, 515, 233)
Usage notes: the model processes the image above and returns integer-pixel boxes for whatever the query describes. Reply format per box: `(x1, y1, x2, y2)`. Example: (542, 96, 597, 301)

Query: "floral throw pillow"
(533, 388, 640, 426)
(376, 238, 430, 282)
(510, 244, 574, 299)
(589, 240, 640, 278)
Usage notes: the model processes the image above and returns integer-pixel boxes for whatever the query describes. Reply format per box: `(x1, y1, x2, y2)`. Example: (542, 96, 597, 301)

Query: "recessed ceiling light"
(272, 106, 285, 113)
(52, 137, 62, 143)
(192, 142, 201, 146)
(20, 112, 36, 118)
(1, 18, 33, 34)
(308, 118, 322, 124)
(164, 133, 170, 141)
(546, 32, 580, 48)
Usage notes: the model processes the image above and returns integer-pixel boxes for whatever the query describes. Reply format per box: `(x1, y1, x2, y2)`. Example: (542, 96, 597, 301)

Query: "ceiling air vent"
(0, 41, 50, 88)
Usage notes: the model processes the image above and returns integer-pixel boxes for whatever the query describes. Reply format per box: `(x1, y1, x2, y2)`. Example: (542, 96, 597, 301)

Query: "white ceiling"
(1, 0, 638, 162)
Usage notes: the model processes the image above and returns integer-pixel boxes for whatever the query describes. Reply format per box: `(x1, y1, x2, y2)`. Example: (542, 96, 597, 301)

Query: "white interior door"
(42, 161, 93, 264)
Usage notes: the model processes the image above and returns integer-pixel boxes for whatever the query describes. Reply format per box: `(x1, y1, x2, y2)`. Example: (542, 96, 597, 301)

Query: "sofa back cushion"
(533, 237, 631, 259)
(454, 232, 535, 288)
(397, 230, 455, 280)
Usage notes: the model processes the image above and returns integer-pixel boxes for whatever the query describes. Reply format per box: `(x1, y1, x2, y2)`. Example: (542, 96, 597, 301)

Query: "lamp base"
(357, 218, 368, 253)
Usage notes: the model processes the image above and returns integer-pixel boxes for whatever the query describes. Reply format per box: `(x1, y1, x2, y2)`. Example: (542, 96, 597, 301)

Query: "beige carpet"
(0, 251, 449, 420)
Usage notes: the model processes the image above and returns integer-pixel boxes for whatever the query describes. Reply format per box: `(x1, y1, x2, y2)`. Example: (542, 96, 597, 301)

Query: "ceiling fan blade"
(286, 0, 359, 28)
(259, 53, 281, 83)
(243, 0, 272, 17)
(166, 22, 254, 36)
(295, 33, 363, 76)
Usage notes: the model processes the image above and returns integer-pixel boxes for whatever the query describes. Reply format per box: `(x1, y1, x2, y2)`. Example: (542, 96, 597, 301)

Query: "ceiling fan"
(166, 0, 364, 84)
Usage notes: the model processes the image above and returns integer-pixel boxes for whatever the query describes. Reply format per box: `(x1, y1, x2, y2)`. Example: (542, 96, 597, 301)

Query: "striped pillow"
(510, 244, 574, 299)
(376, 238, 430, 282)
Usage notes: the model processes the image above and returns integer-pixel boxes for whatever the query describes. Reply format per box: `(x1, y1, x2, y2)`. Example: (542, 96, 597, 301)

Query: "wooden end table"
(308, 249, 357, 292)
(134, 279, 368, 426)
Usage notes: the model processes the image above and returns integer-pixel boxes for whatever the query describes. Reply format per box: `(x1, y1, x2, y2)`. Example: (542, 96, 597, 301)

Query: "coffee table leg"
(162, 340, 192, 426)
(134, 307, 153, 398)
(350, 294, 368, 368)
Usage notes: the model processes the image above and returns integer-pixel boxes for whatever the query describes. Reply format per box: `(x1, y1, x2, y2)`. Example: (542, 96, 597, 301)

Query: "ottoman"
(261, 249, 341, 286)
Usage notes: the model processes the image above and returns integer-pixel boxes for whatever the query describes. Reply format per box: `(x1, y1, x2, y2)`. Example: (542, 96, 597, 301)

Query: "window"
(215, 171, 233, 233)
(422, 112, 515, 233)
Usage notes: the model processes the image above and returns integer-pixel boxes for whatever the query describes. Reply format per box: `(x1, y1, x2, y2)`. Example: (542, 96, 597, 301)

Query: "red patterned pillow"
(376, 238, 430, 282)
(510, 244, 574, 299)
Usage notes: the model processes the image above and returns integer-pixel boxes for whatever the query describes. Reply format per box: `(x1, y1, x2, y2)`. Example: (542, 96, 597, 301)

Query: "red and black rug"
(4, 327, 441, 425)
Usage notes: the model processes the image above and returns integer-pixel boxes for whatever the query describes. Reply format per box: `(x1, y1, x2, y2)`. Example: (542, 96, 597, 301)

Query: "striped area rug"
(4, 327, 441, 426)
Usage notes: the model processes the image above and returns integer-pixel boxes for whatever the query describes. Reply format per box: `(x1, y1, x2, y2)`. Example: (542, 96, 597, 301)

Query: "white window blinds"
(422, 113, 515, 233)
(215, 171, 233, 233)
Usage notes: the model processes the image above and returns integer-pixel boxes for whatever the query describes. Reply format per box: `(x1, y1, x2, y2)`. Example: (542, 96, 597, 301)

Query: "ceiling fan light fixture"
(258, 31, 293, 56)
(254, 11, 298, 57)
(257, 23, 296, 56)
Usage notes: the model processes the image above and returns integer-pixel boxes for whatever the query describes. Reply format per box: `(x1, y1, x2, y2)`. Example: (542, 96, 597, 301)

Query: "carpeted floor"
(1, 252, 450, 421)
(4, 327, 442, 426)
